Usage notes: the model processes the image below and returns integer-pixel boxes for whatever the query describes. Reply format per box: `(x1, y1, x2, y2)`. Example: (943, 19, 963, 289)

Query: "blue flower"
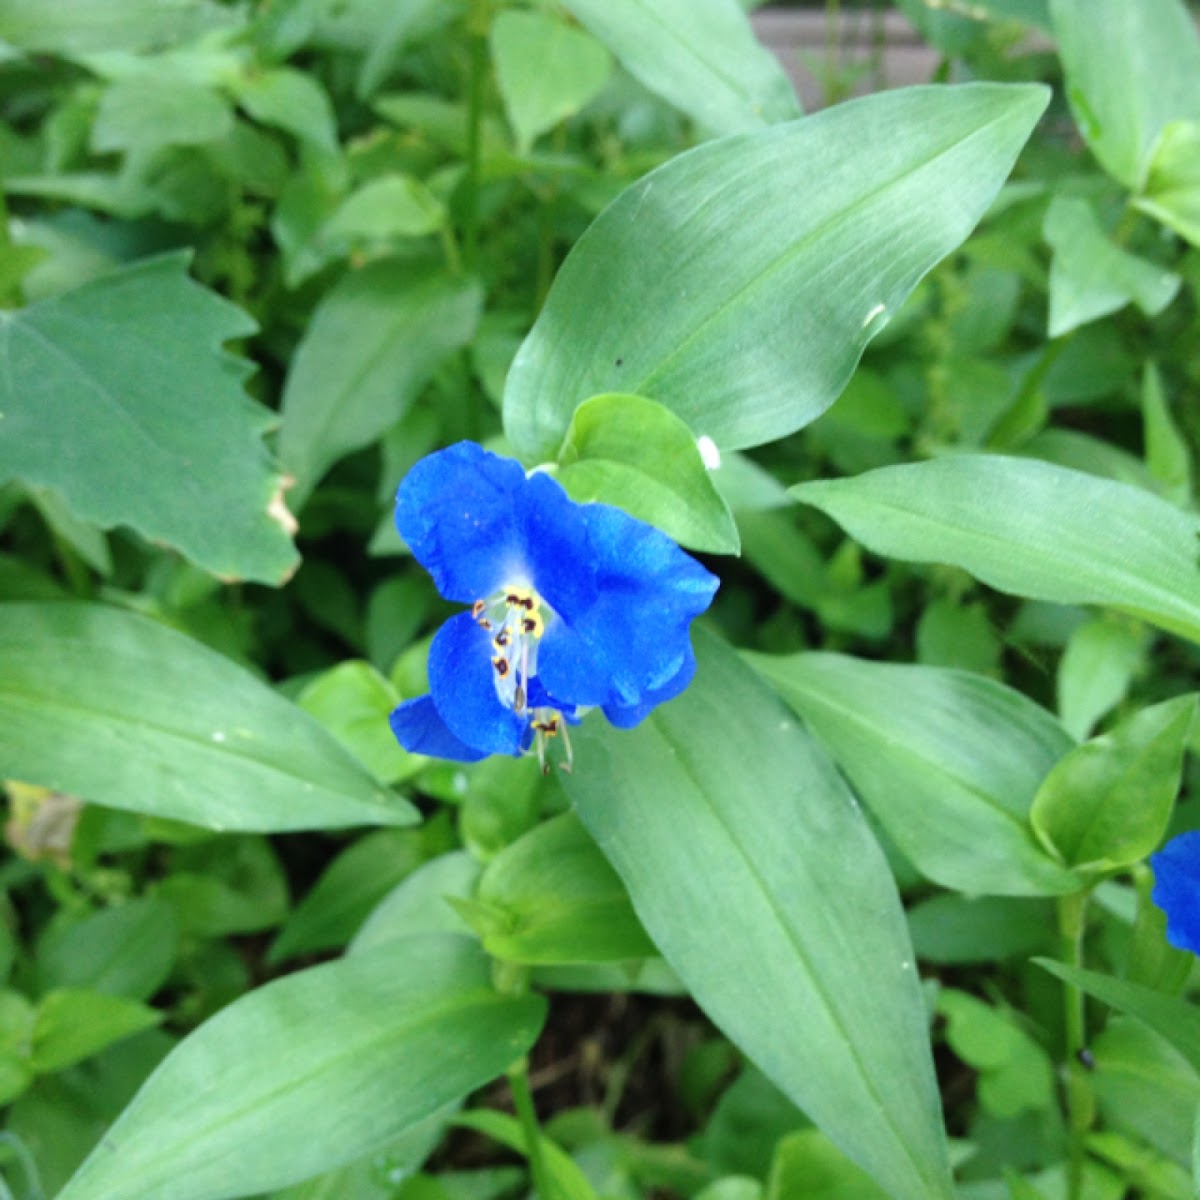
(1150, 831, 1200, 955)
(388, 441, 719, 768)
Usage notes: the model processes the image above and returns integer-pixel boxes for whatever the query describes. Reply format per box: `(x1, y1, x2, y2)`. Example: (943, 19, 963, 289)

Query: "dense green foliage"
(1, 1, 1199, 1198)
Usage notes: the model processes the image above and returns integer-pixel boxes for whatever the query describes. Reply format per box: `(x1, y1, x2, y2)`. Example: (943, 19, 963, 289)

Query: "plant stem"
(508, 1058, 554, 1199)
(462, 0, 489, 273)
(1058, 889, 1091, 1200)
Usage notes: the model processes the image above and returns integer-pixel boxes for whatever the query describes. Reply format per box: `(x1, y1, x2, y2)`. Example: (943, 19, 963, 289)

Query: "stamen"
(514, 682, 526, 713)
(472, 599, 486, 619)
(493, 629, 510, 649)
(492, 656, 510, 678)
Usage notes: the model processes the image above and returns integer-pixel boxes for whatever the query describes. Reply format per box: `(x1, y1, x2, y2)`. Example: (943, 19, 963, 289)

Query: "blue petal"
(428, 612, 529, 756)
(395, 443, 530, 604)
(518, 471, 598, 620)
(539, 502, 717, 709)
(389, 696, 489, 762)
(602, 645, 697, 729)
(1151, 831, 1200, 955)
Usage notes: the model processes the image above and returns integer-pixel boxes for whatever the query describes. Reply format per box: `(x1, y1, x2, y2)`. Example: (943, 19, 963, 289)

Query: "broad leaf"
(30, 989, 161, 1074)
(1043, 195, 1180, 337)
(279, 262, 482, 506)
(1036, 960, 1200, 1076)
(475, 813, 655, 965)
(793, 455, 1200, 645)
(562, 629, 954, 1200)
(57, 935, 547, 1200)
(1050, 0, 1200, 189)
(504, 84, 1048, 461)
(0, 0, 237, 55)
(1136, 120, 1200, 248)
(0, 254, 297, 585)
(749, 652, 1080, 896)
(1031, 696, 1196, 871)
(556, 393, 738, 554)
(490, 11, 612, 153)
(0, 603, 415, 832)
(560, 0, 798, 136)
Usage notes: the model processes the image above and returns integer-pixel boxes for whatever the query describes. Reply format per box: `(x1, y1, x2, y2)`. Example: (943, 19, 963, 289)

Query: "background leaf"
(1050, 0, 1200, 188)
(0, 603, 415, 832)
(794, 455, 1200, 645)
(0, 254, 297, 585)
(749, 652, 1080, 896)
(57, 936, 547, 1200)
(562, 629, 955, 1200)
(278, 262, 482, 507)
(556, 393, 738, 554)
(504, 84, 1048, 461)
(1031, 696, 1196, 871)
(559, 0, 799, 135)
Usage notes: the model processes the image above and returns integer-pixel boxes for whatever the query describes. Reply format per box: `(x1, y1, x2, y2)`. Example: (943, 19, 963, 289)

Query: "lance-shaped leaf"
(559, 0, 798, 136)
(561, 629, 954, 1200)
(794, 455, 1200, 646)
(0, 603, 415, 832)
(749, 652, 1080, 896)
(0, 254, 297, 585)
(504, 83, 1048, 461)
(278, 262, 482, 507)
(57, 935, 547, 1200)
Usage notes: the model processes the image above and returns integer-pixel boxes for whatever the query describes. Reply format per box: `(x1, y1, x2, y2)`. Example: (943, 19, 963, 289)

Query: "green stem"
(508, 1058, 554, 1200)
(1058, 889, 1091, 1200)
(462, 0, 489, 274)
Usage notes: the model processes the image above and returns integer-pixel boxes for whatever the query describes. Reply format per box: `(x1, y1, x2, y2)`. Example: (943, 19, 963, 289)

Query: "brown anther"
(477, 617, 492, 630)
(514, 683, 526, 713)
(521, 617, 537, 634)
(472, 599, 486, 618)
(492, 657, 509, 677)
(505, 592, 521, 606)
(493, 629, 510, 648)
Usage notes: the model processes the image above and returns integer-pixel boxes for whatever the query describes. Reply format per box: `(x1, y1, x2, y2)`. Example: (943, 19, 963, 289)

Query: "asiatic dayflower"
(1150, 831, 1200, 954)
(388, 441, 719, 770)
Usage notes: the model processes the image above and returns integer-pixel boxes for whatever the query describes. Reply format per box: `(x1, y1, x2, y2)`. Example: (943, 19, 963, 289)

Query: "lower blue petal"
(429, 611, 529, 756)
(1151, 831, 1200, 955)
(389, 696, 489, 762)
(602, 645, 697, 729)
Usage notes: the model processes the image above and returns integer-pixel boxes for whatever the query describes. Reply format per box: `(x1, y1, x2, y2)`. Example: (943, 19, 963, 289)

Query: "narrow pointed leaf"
(794, 456, 1200, 645)
(504, 83, 1048, 461)
(57, 936, 547, 1200)
(749, 652, 1080, 896)
(559, 0, 798, 135)
(0, 603, 415, 832)
(0, 254, 297, 585)
(561, 629, 954, 1200)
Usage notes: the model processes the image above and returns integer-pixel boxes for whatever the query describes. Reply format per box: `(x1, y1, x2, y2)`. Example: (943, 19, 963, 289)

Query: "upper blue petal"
(389, 695, 489, 763)
(396, 442, 530, 604)
(1151, 831, 1200, 955)
(602, 644, 698, 729)
(428, 611, 529, 756)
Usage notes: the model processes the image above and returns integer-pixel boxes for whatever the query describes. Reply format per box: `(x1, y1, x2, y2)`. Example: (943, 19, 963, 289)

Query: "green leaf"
(1043, 195, 1180, 337)
(476, 813, 655, 965)
(1050, 0, 1200, 189)
(907, 895, 1054, 965)
(766, 1130, 891, 1200)
(229, 67, 338, 152)
(490, 11, 612, 153)
(454, 1109, 598, 1200)
(1143, 361, 1193, 503)
(57, 936, 547, 1200)
(749, 652, 1080, 896)
(278, 262, 482, 506)
(562, 629, 954, 1200)
(793, 455, 1200, 645)
(319, 174, 445, 246)
(1030, 696, 1196, 871)
(937, 990, 1055, 1118)
(1057, 617, 1148, 741)
(0, 254, 298, 585)
(158, 836, 289, 937)
(556, 393, 738, 554)
(0, 603, 415, 832)
(1036, 959, 1200, 1076)
(38, 897, 179, 1001)
(559, 0, 798, 135)
(268, 828, 432, 964)
(504, 83, 1048, 461)
(30, 989, 161, 1074)
(91, 78, 234, 154)
(1135, 120, 1200, 246)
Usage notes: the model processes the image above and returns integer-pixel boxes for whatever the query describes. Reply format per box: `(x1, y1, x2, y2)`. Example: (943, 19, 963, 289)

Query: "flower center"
(472, 584, 572, 773)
